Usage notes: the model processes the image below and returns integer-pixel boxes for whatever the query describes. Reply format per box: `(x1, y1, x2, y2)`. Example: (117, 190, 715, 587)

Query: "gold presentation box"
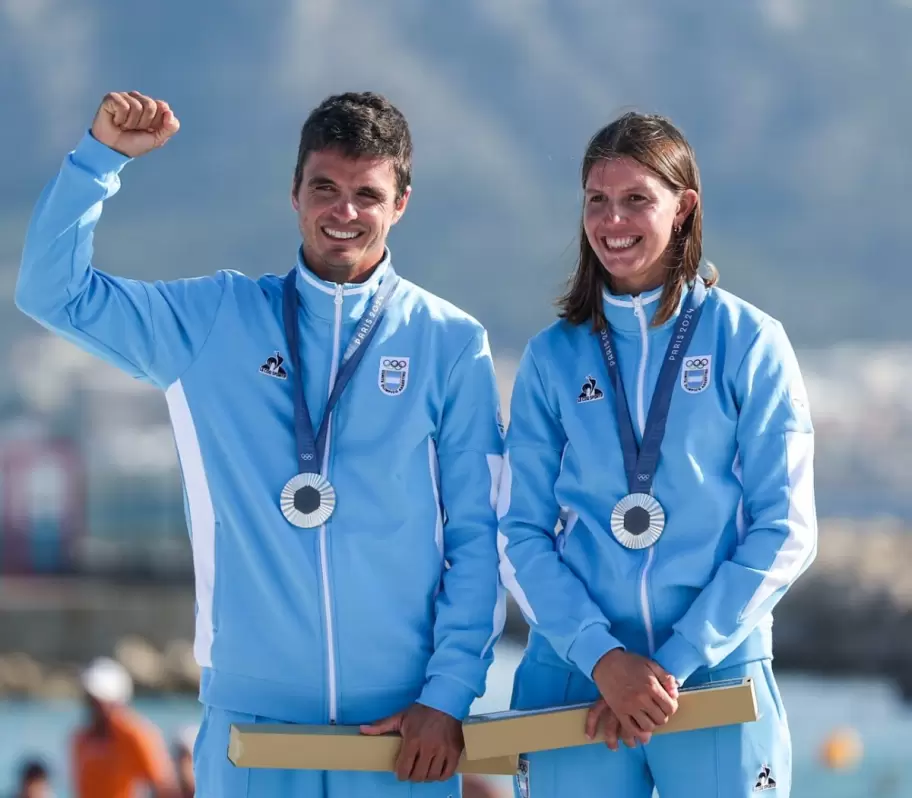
(226, 678, 756, 773)
(228, 722, 518, 775)
(462, 677, 758, 760)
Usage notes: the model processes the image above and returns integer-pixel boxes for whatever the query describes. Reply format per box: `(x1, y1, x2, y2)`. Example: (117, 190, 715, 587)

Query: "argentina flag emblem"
(378, 356, 410, 395)
(516, 756, 530, 798)
(681, 354, 712, 394)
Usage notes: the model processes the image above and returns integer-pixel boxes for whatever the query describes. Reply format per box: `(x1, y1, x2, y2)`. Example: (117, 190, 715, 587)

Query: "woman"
(497, 112, 816, 798)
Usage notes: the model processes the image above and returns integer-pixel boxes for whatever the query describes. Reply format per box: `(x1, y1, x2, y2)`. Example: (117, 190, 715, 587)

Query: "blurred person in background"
(16, 90, 504, 798)
(461, 775, 501, 798)
(497, 112, 817, 797)
(11, 759, 52, 798)
(171, 725, 197, 797)
(71, 657, 178, 798)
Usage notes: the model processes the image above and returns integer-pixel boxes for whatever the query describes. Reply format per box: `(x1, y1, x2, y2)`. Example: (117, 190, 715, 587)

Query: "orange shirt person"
(71, 657, 178, 798)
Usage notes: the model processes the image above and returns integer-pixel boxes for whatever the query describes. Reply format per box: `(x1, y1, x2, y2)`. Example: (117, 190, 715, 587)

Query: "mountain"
(2, 0, 911, 356)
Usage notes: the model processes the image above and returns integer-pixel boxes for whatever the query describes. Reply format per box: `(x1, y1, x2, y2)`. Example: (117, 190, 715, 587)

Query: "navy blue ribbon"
(597, 279, 707, 495)
(282, 265, 399, 474)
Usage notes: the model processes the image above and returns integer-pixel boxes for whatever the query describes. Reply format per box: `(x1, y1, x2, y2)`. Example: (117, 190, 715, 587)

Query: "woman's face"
(583, 155, 697, 295)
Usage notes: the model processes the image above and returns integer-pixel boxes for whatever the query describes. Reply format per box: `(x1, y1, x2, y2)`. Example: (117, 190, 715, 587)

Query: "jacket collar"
(295, 246, 392, 323)
(601, 284, 664, 333)
(601, 280, 696, 334)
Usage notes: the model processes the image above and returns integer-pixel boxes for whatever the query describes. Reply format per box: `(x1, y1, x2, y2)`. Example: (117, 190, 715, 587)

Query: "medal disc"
(610, 493, 665, 549)
(281, 473, 336, 528)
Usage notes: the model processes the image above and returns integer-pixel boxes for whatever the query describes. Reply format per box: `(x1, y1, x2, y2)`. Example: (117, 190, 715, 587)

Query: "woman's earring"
(674, 223, 682, 234)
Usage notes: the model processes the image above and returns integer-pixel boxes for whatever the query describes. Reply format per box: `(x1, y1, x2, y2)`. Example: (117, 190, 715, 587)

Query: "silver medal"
(610, 493, 665, 549)
(280, 472, 336, 528)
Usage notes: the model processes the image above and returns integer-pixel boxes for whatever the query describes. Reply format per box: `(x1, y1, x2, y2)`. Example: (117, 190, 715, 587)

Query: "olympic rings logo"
(685, 357, 709, 368)
(383, 359, 408, 369)
(301, 453, 315, 461)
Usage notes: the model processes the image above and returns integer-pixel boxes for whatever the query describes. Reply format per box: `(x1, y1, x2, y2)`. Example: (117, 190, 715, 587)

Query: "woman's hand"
(591, 649, 679, 745)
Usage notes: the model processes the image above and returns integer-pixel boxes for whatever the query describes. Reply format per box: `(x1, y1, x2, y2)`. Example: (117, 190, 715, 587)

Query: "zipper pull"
(334, 285, 343, 306)
(632, 296, 642, 316)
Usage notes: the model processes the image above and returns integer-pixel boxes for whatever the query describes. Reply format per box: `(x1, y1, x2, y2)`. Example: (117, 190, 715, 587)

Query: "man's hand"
(585, 699, 637, 751)
(592, 649, 679, 746)
(90, 91, 180, 158)
(360, 703, 464, 782)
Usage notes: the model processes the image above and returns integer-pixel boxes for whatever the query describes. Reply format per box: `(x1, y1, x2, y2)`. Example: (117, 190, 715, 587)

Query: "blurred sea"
(2, 641, 911, 798)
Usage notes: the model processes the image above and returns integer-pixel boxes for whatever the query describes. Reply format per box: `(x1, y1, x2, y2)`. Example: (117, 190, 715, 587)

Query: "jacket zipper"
(320, 284, 343, 723)
(632, 296, 657, 656)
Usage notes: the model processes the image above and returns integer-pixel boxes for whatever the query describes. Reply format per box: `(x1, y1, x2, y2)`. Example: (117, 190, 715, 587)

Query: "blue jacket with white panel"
(16, 132, 506, 725)
(497, 279, 817, 687)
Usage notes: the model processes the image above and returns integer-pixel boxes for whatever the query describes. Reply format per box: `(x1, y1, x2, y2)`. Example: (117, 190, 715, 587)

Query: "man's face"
(23, 779, 52, 798)
(83, 692, 114, 727)
(292, 149, 410, 283)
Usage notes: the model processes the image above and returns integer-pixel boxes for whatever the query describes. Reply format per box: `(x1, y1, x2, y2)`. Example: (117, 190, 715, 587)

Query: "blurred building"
(0, 434, 82, 575)
(0, 335, 191, 580)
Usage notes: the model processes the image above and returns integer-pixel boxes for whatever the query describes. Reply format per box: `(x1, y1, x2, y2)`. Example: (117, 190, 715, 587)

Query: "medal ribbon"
(596, 279, 708, 496)
(282, 263, 399, 475)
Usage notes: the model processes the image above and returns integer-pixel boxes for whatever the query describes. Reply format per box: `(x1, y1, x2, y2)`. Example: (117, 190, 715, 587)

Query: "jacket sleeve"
(653, 318, 817, 683)
(15, 131, 226, 389)
(497, 342, 624, 680)
(417, 326, 506, 720)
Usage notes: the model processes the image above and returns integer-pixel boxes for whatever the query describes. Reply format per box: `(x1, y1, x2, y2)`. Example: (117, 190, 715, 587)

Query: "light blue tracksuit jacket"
(498, 281, 817, 685)
(497, 280, 817, 797)
(16, 132, 506, 733)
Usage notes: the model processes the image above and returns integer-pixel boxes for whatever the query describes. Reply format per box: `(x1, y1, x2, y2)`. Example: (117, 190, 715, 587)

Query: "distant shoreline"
(2, 517, 910, 701)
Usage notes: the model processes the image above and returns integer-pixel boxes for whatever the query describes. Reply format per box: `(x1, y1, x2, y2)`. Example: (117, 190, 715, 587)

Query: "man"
(461, 775, 503, 798)
(171, 726, 197, 797)
(17, 91, 505, 797)
(12, 759, 53, 798)
(70, 657, 178, 798)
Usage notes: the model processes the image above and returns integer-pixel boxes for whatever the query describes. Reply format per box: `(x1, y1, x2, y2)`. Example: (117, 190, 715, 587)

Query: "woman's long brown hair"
(558, 112, 717, 330)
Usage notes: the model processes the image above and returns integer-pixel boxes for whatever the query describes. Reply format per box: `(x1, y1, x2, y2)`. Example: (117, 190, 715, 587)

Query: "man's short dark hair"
(292, 92, 412, 199)
(20, 758, 49, 783)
